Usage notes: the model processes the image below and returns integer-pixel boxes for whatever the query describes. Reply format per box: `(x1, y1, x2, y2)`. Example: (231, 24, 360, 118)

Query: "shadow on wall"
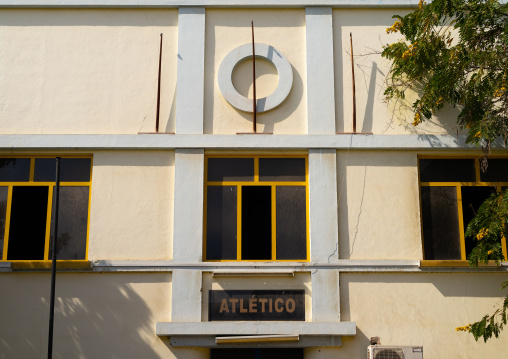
(0, 273, 171, 359)
(204, 10, 305, 134)
(339, 272, 508, 357)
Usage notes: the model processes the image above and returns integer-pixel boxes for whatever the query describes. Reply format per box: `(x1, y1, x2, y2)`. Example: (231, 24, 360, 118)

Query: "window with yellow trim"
(0, 157, 92, 261)
(204, 156, 308, 261)
(419, 158, 508, 260)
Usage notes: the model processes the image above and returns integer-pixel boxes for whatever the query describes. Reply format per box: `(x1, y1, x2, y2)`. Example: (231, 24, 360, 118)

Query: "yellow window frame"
(418, 156, 508, 263)
(0, 155, 93, 262)
(204, 154, 310, 262)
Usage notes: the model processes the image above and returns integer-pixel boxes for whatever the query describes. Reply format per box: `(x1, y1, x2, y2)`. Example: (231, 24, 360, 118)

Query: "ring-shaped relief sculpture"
(218, 43, 293, 113)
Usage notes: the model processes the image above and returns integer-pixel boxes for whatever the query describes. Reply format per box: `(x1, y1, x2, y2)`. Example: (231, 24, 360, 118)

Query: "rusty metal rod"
(252, 21, 257, 133)
(350, 32, 357, 134)
(47, 157, 61, 359)
(156, 33, 163, 133)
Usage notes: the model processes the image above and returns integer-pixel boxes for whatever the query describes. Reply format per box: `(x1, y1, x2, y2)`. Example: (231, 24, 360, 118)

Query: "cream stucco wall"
(0, 273, 175, 359)
(0, 10, 178, 134)
(89, 151, 174, 259)
(333, 9, 465, 135)
(337, 150, 422, 259)
(340, 273, 508, 359)
(204, 9, 307, 134)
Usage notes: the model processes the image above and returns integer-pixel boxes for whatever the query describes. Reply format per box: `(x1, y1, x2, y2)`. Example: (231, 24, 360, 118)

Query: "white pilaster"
(311, 269, 340, 322)
(173, 149, 204, 262)
(171, 269, 202, 322)
(305, 7, 336, 134)
(176, 7, 205, 134)
(309, 149, 339, 263)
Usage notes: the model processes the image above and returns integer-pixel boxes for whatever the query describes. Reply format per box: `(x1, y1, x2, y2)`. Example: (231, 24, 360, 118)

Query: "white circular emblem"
(218, 43, 293, 113)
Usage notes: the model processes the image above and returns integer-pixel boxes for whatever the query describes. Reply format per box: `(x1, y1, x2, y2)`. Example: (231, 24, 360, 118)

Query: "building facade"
(0, 1, 507, 358)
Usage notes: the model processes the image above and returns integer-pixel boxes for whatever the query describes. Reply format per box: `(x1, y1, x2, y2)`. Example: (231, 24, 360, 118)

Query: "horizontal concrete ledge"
(82, 260, 508, 273)
(2, 259, 506, 272)
(170, 335, 343, 347)
(0, 134, 505, 151)
(156, 321, 356, 336)
(0, 0, 420, 9)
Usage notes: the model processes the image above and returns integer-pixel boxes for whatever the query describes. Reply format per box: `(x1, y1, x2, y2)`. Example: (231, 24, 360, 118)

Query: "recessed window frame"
(204, 154, 310, 262)
(418, 156, 508, 264)
(0, 155, 93, 262)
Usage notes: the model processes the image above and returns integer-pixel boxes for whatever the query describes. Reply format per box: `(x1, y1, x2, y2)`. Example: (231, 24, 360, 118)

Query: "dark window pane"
(0, 187, 7, 259)
(34, 158, 56, 182)
(206, 186, 237, 260)
(0, 158, 30, 182)
(242, 186, 271, 260)
(208, 158, 254, 182)
(34, 158, 91, 182)
(259, 158, 306, 182)
(419, 159, 476, 182)
(211, 349, 256, 359)
(480, 159, 508, 182)
(7, 186, 48, 260)
(49, 186, 89, 260)
(276, 186, 307, 260)
(461, 186, 497, 257)
(211, 349, 303, 359)
(421, 186, 461, 260)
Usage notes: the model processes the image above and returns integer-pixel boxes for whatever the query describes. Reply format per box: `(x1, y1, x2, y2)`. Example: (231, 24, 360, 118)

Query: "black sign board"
(209, 290, 305, 321)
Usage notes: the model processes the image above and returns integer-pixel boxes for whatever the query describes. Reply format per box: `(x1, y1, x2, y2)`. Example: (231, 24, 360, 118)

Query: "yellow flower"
(475, 131, 482, 138)
(476, 228, 489, 240)
(494, 86, 506, 97)
(487, 250, 493, 255)
(456, 324, 472, 332)
(386, 21, 402, 34)
(413, 113, 421, 126)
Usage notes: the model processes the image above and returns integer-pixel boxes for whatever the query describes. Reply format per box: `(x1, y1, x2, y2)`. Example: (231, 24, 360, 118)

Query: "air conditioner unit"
(367, 345, 423, 359)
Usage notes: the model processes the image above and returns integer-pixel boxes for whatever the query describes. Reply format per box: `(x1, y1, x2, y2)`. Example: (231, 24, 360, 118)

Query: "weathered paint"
(340, 273, 508, 358)
(0, 9, 178, 134)
(89, 150, 174, 260)
(337, 150, 423, 259)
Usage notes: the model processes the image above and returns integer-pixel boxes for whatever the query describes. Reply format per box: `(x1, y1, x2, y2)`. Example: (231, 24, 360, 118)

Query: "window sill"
(9, 260, 91, 270)
(419, 260, 504, 268)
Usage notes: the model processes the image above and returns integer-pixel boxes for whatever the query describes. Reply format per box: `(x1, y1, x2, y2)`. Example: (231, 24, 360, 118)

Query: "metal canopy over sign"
(209, 290, 305, 321)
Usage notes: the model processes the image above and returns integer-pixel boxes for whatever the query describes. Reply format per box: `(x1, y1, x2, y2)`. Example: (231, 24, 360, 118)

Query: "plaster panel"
(204, 9, 307, 134)
(175, 7, 205, 134)
(88, 151, 174, 260)
(172, 269, 202, 322)
(202, 272, 312, 321)
(0, 273, 173, 358)
(333, 9, 464, 136)
(311, 269, 340, 322)
(306, 7, 336, 134)
(337, 150, 422, 259)
(340, 272, 508, 358)
(309, 149, 339, 263)
(0, 9, 178, 134)
(173, 149, 204, 262)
